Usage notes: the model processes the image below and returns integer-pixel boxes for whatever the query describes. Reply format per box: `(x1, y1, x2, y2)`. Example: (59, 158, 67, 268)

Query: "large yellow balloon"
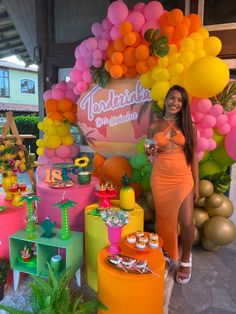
(150, 81, 170, 101)
(184, 56, 229, 98)
(203, 36, 222, 56)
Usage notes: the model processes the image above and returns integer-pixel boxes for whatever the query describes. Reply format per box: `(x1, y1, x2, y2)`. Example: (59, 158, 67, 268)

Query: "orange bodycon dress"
(150, 121, 194, 261)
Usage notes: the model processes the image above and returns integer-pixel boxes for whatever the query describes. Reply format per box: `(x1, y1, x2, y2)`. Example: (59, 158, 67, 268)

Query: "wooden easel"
(1, 111, 36, 191)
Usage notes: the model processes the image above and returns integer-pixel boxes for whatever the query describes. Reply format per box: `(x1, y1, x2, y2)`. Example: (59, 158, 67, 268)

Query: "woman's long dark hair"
(164, 85, 195, 164)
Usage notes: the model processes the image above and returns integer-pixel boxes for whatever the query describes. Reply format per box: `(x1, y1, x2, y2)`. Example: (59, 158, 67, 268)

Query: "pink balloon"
(82, 70, 92, 83)
(84, 58, 93, 68)
(110, 25, 121, 41)
(67, 80, 75, 90)
(52, 89, 64, 100)
(101, 30, 111, 41)
(133, 2, 145, 13)
(193, 111, 204, 123)
(79, 45, 90, 59)
(76, 81, 88, 93)
(197, 151, 204, 161)
(56, 145, 72, 159)
(55, 81, 67, 90)
(209, 104, 223, 117)
(227, 107, 236, 117)
(63, 158, 73, 163)
(91, 22, 103, 37)
(36, 165, 49, 182)
(69, 69, 82, 83)
(65, 90, 78, 103)
(37, 155, 49, 164)
(92, 59, 102, 68)
(50, 157, 65, 165)
(86, 38, 98, 51)
(102, 18, 113, 31)
(43, 90, 52, 101)
(75, 58, 87, 71)
(217, 123, 231, 135)
(74, 45, 81, 59)
(200, 128, 213, 138)
(197, 137, 209, 152)
(98, 39, 109, 51)
(228, 115, 236, 127)
(127, 11, 145, 32)
(197, 98, 212, 113)
(225, 127, 236, 160)
(44, 148, 56, 159)
(201, 114, 216, 128)
(142, 19, 160, 37)
(70, 144, 80, 158)
(93, 49, 103, 60)
(107, 1, 129, 25)
(215, 114, 228, 127)
(144, 1, 164, 21)
(208, 138, 217, 151)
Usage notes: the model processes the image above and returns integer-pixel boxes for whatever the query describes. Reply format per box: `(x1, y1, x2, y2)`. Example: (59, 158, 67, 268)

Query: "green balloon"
(140, 173, 151, 192)
(136, 153, 149, 167)
(211, 144, 234, 167)
(212, 129, 224, 145)
(136, 138, 145, 153)
(199, 160, 222, 178)
(201, 151, 211, 162)
(143, 163, 152, 174)
(132, 169, 142, 182)
(130, 156, 140, 169)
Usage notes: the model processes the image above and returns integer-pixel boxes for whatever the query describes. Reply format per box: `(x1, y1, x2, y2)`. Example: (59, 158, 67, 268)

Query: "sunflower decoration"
(74, 153, 94, 174)
(74, 156, 90, 168)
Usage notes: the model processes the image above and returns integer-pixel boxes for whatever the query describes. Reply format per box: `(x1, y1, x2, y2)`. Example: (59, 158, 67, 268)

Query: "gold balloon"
(193, 207, 209, 228)
(136, 196, 155, 222)
(193, 227, 202, 246)
(205, 193, 223, 209)
(204, 216, 236, 246)
(207, 195, 234, 218)
(195, 197, 206, 208)
(201, 235, 220, 251)
(146, 191, 155, 211)
(199, 180, 214, 198)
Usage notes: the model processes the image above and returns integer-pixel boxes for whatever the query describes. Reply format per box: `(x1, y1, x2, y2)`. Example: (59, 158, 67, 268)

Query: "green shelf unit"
(9, 226, 83, 290)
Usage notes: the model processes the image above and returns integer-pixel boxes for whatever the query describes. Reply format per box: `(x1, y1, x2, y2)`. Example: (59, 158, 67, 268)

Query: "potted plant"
(0, 257, 9, 301)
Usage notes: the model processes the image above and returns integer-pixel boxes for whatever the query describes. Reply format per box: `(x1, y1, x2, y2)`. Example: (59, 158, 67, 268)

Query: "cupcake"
(135, 230, 144, 238)
(136, 241, 146, 250)
(149, 239, 159, 249)
(149, 233, 159, 241)
(126, 234, 136, 244)
(139, 235, 149, 243)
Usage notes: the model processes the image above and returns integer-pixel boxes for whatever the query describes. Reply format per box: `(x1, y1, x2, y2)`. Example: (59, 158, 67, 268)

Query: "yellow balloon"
(158, 99, 164, 109)
(180, 51, 194, 65)
(151, 67, 163, 81)
(150, 81, 170, 101)
(203, 36, 222, 56)
(45, 135, 61, 149)
(36, 139, 45, 148)
(190, 32, 202, 41)
(140, 72, 155, 89)
(158, 56, 169, 67)
(47, 127, 57, 135)
(193, 39, 203, 50)
(198, 27, 209, 39)
(37, 122, 44, 130)
(44, 117, 54, 126)
(169, 62, 184, 76)
(61, 135, 74, 146)
(184, 56, 229, 98)
(158, 68, 170, 81)
(180, 37, 195, 51)
(193, 48, 205, 60)
(56, 124, 70, 137)
(168, 44, 177, 56)
(36, 147, 44, 156)
(169, 52, 180, 65)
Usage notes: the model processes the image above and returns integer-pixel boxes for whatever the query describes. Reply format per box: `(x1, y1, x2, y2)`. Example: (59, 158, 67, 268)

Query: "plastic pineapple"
(120, 173, 135, 211)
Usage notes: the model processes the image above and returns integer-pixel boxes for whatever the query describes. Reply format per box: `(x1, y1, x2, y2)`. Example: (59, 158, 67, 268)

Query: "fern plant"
(144, 28, 169, 57)
(0, 263, 107, 314)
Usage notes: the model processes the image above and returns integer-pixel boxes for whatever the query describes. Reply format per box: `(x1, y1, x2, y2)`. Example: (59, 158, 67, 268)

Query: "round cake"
(149, 233, 159, 241)
(149, 239, 159, 249)
(136, 241, 146, 250)
(126, 234, 136, 244)
(135, 230, 144, 238)
(139, 235, 148, 243)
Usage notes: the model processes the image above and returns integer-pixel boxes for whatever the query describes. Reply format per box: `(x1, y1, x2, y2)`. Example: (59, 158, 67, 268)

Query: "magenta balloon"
(98, 39, 109, 51)
(228, 114, 236, 127)
(217, 123, 231, 135)
(133, 2, 145, 13)
(141, 19, 160, 37)
(102, 18, 113, 31)
(73, 86, 80, 96)
(82, 69, 92, 83)
(197, 98, 212, 113)
(44, 148, 56, 159)
(52, 89, 64, 100)
(69, 69, 82, 83)
(107, 1, 129, 26)
(110, 25, 121, 41)
(197, 137, 209, 152)
(208, 138, 217, 151)
(93, 49, 103, 60)
(201, 114, 216, 128)
(225, 127, 236, 160)
(209, 104, 223, 117)
(56, 145, 71, 159)
(86, 37, 98, 51)
(75, 57, 87, 71)
(215, 114, 228, 127)
(200, 128, 213, 138)
(144, 1, 164, 21)
(127, 11, 145, 32)
(91, 22, 103, 37)
(67, 80, 75, 90)
(76, 81, 88, 93)
(43, 90, 52, 101)
(70, 144, 80, 158)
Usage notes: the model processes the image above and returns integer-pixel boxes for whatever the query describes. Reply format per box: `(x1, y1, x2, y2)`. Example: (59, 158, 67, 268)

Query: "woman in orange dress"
(146, 85, 199, 285)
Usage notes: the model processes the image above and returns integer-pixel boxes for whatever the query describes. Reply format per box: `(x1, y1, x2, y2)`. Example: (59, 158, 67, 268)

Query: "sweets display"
(124, 232, 163, 251)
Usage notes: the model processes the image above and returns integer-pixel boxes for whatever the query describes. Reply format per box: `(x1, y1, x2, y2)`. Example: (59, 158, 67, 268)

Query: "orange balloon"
(168, 9, 184, 27)
(133, 32, 142, 47)
(111, 51, 124, 65)
(100, 156, 132, 188)
(93, 153, 106, 170)
(114, 37, 127, 52)
(136, 60, 149, 74)
(105, 60, 113, 72)
(123, 47, 138, 67)
(72, 104, 77, 113)
(63, 111, 77, 123)
(110, 64, 123, 79)
(120, 21, 133, 36)
(45, 99, 58, 113)
(135, 44, 150, 61)
(188, 14, 201, 33)
(123, 32, 137, 46)
(121, 64, 128, 75)
(161, 25, 175, 42)
(173, 24, 189, 41)
(124, 67, 137, 78)
(147, 56, 158, 68)
(106, 43, 115, 59)
(58, 98, 73, 112)
(182, 16, 191, 28)
(159, 12, 170, 28)
(47, 111, 63, 121)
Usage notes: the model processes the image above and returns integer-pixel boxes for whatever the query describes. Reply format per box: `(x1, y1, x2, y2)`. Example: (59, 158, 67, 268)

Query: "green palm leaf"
(144, 28, 169, 57)
(0, 304, 31, 314)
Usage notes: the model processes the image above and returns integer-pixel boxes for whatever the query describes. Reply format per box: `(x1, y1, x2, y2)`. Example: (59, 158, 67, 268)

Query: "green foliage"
(144, 28, 169, 57)
(202, 171, 231, 194)
(90, 64, 111, 88)
(14, 115, 39, 154)
(0, 257, 9, 284)
(210, 81, 236, 112)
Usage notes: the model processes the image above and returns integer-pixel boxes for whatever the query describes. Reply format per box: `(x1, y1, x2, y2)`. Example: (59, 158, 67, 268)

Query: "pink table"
(0, 195, 27, 259)
(37, 177, 99, 232)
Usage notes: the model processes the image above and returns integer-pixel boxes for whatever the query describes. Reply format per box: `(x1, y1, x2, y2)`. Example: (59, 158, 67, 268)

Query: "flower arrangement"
(101, 209, 129, 227)
(0, 138, 32, 174)
(74, 152, 94, 173)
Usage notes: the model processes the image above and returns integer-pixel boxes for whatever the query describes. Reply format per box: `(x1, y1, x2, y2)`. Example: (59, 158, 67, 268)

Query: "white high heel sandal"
(176, 253, 192, 285)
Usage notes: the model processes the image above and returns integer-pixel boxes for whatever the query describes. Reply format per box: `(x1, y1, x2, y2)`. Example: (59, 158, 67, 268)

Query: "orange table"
(98, 241, 165, 314)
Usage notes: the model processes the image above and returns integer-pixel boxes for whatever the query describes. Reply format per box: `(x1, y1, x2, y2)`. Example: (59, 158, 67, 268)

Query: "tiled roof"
(0, 102, 38, 112)
(0, 60, 37, 72)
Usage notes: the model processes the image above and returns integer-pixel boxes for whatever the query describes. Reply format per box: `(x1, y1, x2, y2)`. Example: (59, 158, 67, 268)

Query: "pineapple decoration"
(120, 173, 135, 211)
